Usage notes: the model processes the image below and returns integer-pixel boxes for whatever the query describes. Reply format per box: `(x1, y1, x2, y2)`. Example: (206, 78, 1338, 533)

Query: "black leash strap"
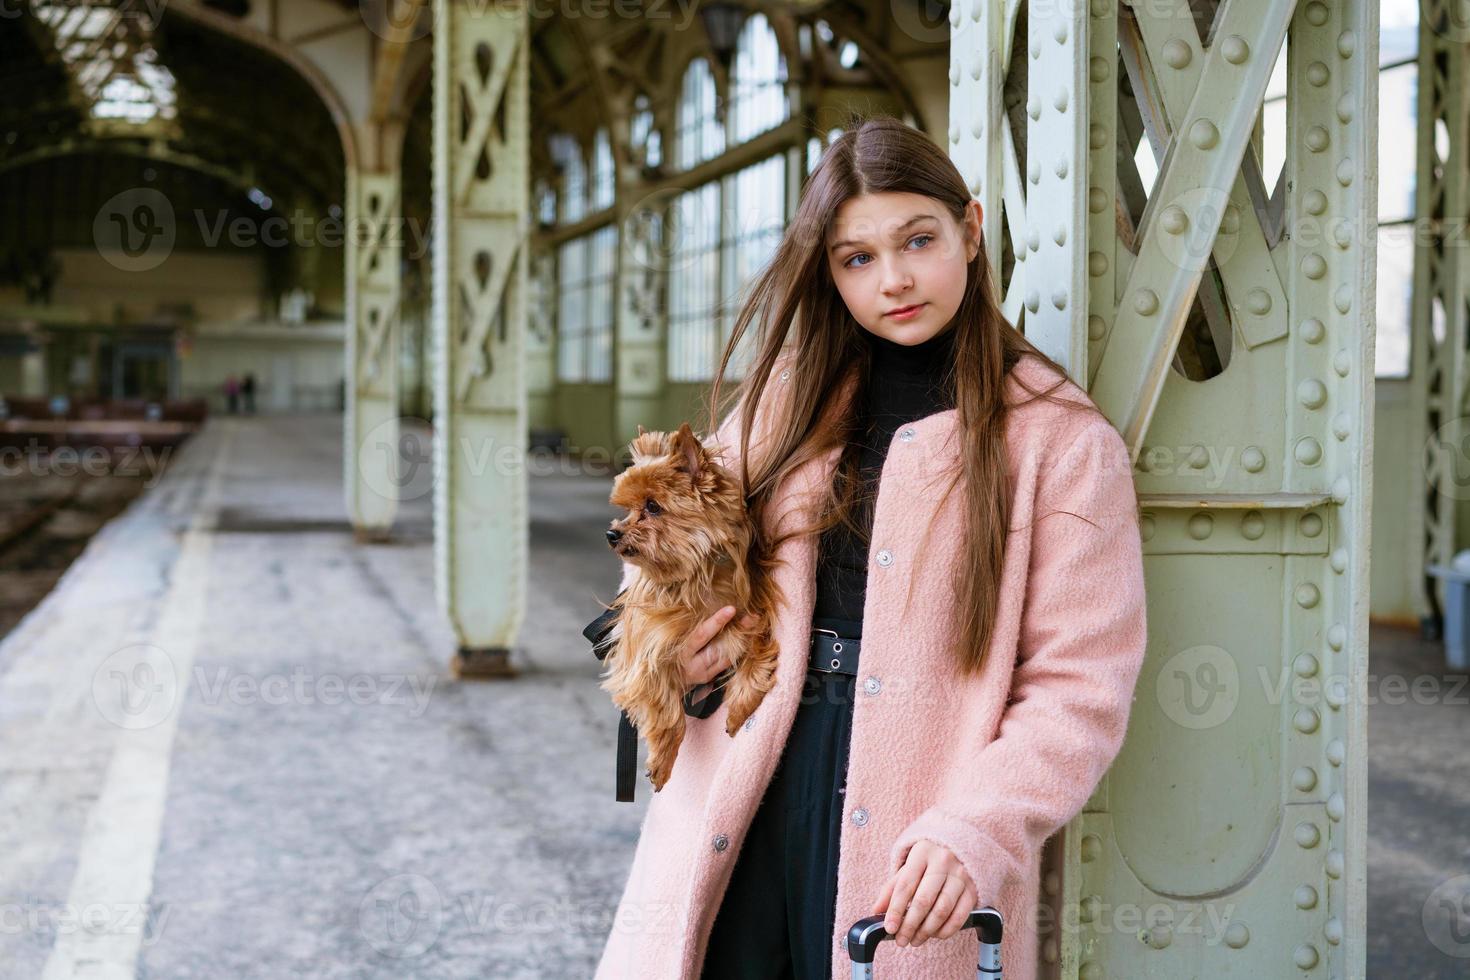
(584, 593, 733, 803)
(585, 598, 641, 803)
(615, 711, 639, 802)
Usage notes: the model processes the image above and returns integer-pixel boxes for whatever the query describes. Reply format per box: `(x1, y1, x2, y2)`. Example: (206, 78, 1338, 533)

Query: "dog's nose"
(606, 528, 622, 545)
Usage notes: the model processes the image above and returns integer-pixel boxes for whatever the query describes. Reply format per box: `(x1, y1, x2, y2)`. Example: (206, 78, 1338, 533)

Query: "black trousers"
(701, 669, 857, 980)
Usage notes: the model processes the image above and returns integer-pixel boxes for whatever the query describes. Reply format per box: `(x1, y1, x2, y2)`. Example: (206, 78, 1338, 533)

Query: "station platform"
(0, 415, 636, 979)
(0, 413, 1457, 978)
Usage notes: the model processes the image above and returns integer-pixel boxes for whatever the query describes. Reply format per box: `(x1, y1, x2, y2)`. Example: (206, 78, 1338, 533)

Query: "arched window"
(675, 58, 724, 170)
(668, 153, 786, 382)
(729, 12, 789, 143)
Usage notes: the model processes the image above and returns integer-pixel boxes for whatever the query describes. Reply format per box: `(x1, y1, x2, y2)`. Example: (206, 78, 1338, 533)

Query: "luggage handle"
(845, 906, 1003, 980)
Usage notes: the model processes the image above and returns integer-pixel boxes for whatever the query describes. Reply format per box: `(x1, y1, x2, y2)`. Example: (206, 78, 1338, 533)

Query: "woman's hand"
(680, 606, 759, 690)
(871, 839, 978, 948)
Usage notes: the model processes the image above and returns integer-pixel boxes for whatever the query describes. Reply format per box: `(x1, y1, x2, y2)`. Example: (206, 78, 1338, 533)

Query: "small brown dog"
(599, 421, 782, 792)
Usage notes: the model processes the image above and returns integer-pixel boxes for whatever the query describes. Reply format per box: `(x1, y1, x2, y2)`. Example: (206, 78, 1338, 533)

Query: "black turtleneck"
(811, 323, 958, 636)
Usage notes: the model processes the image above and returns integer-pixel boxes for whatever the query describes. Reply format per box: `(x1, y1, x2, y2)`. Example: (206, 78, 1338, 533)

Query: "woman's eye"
(842, 235, 932, 270)
(644, 499, 661, 515)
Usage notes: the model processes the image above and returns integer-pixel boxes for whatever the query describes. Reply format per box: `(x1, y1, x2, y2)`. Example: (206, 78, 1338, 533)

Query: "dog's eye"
(644, 499, 661, 515)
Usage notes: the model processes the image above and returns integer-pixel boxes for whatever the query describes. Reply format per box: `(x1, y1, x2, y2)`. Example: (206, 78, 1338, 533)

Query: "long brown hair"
(705, 115, 1099, 677)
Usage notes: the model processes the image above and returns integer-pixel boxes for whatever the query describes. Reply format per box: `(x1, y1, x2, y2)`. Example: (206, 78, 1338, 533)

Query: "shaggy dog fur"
(600, 422, 783, 791)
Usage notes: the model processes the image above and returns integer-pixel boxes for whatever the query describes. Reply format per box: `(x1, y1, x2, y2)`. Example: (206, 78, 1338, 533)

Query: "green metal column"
(345, 166, 403, 540)
(431, 0, 530, 677)
(1409, 2, 1470, 637)
(951, 0, 1370, 975)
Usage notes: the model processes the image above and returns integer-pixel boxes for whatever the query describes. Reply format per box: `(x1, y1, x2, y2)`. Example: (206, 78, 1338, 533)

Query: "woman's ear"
(966, 200, 984, 263)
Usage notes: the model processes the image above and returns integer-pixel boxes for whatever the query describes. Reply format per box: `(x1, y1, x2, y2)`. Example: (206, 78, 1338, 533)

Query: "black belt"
(809, 628, 860, 675)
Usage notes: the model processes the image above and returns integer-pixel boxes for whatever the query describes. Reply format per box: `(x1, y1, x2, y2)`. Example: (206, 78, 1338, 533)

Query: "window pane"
(668, 182, 722, 381)
(556, 237, 586, 382)
(1375, 224, 1414, 379)
(730, 13, 790, 144)
(676, 58, 724, 170)
(556, 229, 617, 383)
(721, 154, 785, 379)
(1262, 98, 1285, 200)
(551, 133, 587, 224)
(1378, 63, 1417, 224)
(1380, 0, 1417, 66)
(591, 128, 615, 211)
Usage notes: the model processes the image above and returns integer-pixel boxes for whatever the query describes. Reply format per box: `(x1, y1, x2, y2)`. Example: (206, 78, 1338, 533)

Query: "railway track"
(0, 459, 173, 639)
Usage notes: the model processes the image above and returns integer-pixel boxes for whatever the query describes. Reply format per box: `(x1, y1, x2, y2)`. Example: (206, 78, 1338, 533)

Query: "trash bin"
(1426, 548, 1470, 669)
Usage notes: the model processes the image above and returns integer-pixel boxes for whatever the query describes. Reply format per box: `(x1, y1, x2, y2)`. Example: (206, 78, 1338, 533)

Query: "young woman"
(593, 116, 1148, 980)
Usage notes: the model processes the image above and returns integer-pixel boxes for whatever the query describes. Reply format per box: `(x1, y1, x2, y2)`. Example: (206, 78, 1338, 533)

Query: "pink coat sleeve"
(886, 418, 1149, 906)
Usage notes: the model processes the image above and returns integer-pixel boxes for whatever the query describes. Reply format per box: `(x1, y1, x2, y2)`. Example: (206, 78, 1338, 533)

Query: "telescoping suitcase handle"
(845, 906, 1003, 980)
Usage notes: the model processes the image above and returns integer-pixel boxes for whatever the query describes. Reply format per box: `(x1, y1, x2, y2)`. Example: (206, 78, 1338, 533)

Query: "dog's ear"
(628, 428, 668, 465)
(636, 424, 647, 437)
(669, 422, 707, 488)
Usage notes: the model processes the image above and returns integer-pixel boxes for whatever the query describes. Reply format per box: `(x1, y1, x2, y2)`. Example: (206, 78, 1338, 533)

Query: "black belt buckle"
(809, 628, 859, 676)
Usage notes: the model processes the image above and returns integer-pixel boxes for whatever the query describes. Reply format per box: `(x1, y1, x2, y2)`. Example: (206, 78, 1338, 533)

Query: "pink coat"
(596, 353, 1148, 980)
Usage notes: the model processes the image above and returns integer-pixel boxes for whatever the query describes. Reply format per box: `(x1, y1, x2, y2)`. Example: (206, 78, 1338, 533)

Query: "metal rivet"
(899, 427, 916, 441)
(712, 833, 729, 852)
(779, 369, 790, 382)
(875, 549, 893, 567)
(851, 807, 869, 827)
(864, 676, 881, 696)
